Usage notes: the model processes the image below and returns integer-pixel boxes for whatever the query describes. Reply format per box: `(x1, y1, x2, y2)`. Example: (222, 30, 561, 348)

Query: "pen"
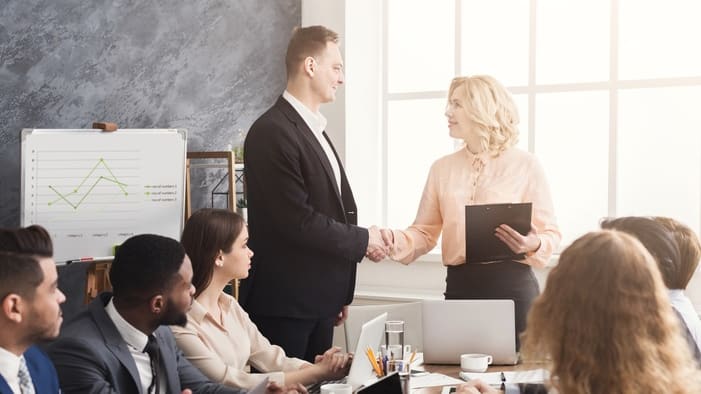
(408, 349, 417, 365)
(65, 256, 113, 264)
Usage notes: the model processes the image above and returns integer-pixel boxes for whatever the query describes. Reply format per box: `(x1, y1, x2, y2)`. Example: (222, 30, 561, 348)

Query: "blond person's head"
(654, 216, 701, 290)
(522, 230, 701, 394)
(447, 75, 520, 156)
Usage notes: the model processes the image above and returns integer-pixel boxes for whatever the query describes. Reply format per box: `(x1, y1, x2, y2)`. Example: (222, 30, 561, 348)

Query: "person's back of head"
(653, 216, 701, 290)
(522, 230, 701, 394)
(601, 216, 682, 289)
(0, 224, 53, 258)
(181, 208, 245, 298)
(109, 234, 192, 327)
(285, 25, 339, 79)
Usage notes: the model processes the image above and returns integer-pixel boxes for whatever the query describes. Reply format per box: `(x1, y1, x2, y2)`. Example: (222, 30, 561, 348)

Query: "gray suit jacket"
(47, 293, 245, 394)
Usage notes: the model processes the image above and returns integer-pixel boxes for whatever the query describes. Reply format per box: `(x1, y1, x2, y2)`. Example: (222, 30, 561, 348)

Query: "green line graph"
(47, 158, 129, 210)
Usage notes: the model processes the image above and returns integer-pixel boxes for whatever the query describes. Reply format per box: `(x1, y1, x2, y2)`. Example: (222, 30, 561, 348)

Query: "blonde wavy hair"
(521, 230, 701, 394)
(448, 75, 519, 156)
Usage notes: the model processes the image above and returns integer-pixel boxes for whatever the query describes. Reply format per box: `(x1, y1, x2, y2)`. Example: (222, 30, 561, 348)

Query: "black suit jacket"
(47, 293, 243, 394)
(240, 96, 368, 319)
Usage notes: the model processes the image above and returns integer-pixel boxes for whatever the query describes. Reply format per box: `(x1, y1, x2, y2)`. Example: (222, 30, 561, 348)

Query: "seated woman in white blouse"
(172, 208, 351, 390)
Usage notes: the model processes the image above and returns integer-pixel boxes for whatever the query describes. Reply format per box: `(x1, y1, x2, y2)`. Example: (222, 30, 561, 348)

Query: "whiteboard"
(20, 129, 187, 262)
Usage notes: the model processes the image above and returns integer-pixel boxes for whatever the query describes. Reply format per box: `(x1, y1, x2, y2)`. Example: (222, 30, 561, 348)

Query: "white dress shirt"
(105, 299, 165, 394)
(282, 90, 342, 195)
(669, 289, 701, 352)
(0, 346, 22, 394)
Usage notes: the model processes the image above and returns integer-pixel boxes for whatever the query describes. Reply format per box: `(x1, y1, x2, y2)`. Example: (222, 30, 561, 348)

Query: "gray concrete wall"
(0, 0, 301, 225)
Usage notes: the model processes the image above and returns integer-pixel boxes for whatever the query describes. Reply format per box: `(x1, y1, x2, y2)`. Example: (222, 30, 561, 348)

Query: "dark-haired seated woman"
(172, 209, 350, 390)
(456, 230, 701, 394)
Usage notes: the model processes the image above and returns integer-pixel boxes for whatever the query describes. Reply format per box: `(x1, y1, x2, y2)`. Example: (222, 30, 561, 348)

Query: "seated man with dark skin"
(47, 233, 305, 394)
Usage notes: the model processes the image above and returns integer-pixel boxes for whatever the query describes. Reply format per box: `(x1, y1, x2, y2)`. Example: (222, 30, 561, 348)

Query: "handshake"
(365, 226, 395, 262)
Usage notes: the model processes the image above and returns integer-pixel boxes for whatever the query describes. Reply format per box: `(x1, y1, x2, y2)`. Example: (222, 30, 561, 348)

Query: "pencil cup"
(385, 320, 405, 360)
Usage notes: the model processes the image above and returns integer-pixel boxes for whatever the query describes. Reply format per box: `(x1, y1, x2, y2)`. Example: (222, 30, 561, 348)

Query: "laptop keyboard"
(306, 377, 347, 394)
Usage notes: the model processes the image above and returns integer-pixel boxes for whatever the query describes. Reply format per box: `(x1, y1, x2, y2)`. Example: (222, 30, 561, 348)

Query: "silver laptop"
(308, 312, 387, 393)
(421, 299, 518, 365)
(346, 312, 388, 389)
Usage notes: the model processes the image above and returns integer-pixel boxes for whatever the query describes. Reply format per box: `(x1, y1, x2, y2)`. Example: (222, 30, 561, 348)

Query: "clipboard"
(465, 203, 532, 263)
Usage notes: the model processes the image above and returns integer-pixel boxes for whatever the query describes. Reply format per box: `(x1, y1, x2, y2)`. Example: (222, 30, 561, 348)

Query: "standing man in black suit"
(240, 25, 388, 363)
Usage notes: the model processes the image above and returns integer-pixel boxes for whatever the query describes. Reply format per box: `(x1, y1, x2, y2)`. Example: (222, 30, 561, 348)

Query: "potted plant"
(237, 197, 248, 221)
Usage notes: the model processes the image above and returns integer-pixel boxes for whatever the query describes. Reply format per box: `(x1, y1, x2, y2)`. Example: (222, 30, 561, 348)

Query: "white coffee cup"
(460, 353, 493, 372)
(320, 383, 353, 394)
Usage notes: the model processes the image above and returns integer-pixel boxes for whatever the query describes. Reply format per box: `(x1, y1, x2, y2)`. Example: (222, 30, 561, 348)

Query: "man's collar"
(105, 298, 149, 352)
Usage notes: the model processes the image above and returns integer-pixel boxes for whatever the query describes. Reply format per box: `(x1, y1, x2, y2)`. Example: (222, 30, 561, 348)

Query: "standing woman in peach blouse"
(381, 75, 561, 344)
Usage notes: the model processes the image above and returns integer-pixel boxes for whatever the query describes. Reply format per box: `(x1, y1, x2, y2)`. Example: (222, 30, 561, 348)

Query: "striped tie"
(18, 356, 35, 394)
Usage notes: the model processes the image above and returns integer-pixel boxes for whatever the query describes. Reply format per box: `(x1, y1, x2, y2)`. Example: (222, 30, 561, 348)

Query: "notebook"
(421, 299, 518, 365)
(465, 202, 532, 263)
(307, 312, 388, 393)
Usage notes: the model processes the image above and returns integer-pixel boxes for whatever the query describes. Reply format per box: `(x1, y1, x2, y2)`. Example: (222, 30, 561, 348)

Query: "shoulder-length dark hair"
(181, 209, 245, 298)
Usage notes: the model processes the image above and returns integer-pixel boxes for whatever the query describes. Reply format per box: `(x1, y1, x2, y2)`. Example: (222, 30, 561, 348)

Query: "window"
(347, 0, 701, 251)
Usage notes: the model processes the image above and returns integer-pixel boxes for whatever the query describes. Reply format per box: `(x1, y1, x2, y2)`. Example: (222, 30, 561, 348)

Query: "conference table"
(412, 362, 548, 393)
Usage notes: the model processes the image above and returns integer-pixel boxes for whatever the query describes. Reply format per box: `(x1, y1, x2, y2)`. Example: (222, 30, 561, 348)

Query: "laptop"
(421, 299, 518, 365)
(308, 312, 388, 393)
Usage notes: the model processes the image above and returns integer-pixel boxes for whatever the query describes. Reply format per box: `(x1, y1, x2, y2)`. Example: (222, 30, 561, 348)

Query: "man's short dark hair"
(285, 25, 339, 77)
(0, 252, 43, 302)
(0, 225, 53, 257)
(601, 216, 681, 289)
(109, 234, 186, 305)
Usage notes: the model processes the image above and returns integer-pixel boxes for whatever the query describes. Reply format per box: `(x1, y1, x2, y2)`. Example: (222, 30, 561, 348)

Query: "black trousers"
(250, 314, 336, 363)
(445, 260, 540, 349)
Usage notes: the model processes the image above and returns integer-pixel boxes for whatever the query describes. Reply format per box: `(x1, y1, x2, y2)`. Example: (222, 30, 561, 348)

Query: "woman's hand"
(494, 223, 541, 257)
(313, 347, 352, 379)
(455, 380, 501, 393)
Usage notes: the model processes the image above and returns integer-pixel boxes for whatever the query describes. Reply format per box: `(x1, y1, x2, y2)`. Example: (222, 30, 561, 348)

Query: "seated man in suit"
(47, 234, 304, 394)
(0, 225, 66, 394)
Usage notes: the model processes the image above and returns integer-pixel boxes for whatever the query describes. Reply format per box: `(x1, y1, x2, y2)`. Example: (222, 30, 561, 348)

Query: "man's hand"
(366, 226, 389, 262)
(334, 305, 349, 327)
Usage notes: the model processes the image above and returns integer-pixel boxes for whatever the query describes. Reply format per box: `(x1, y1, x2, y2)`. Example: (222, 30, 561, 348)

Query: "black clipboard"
(465, 202, 532, 263)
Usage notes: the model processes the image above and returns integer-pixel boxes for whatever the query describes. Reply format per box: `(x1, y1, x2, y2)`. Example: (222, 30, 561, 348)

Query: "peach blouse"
(390, 147, 561, 268)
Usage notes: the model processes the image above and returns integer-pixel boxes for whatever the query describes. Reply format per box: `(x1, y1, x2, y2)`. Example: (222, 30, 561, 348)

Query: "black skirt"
(445, 260, 540, 349)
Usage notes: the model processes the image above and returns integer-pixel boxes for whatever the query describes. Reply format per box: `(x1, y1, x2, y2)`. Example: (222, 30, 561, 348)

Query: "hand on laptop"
(265, 381, 309, 393)
(366, 226, 389, 262)
(313, 347, 352, 380)
(455, 380, 499, 394)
